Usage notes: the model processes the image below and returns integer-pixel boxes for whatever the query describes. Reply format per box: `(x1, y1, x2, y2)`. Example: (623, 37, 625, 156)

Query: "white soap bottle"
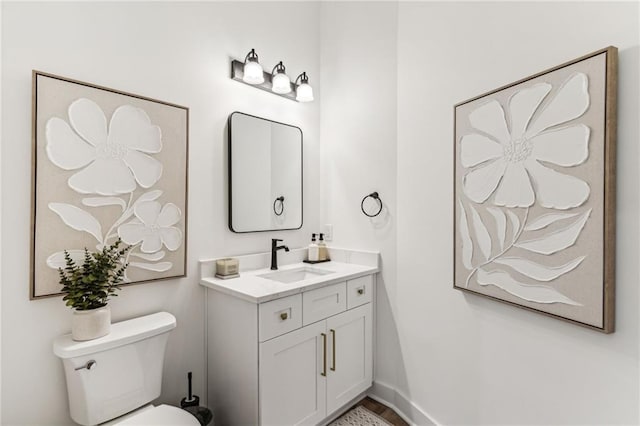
(308, 233, 319, 262)
(318, 233, 329, 261)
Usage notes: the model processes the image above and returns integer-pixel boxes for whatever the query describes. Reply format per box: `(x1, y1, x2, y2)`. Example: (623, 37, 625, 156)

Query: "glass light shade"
(243, 60, 264, 84)
(272, 72, 292, 94)
(296, 82, 314, 102)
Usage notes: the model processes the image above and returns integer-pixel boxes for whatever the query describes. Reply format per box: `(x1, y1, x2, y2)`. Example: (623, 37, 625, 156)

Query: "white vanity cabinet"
(259, 320, 326, 425)
(325, 303, 372, 414)
(205, 273, 374, 426)
(260, 303, 372, 425)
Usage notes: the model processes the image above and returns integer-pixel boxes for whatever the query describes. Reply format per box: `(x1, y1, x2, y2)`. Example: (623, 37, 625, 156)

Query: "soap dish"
(215, 273, 240, 280)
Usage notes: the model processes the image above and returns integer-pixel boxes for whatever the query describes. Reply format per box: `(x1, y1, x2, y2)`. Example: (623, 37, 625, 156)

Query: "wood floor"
(350, 396, 409, 426)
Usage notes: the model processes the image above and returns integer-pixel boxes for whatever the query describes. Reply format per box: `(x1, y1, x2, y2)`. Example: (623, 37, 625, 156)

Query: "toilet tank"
(53, 312, 177, 426)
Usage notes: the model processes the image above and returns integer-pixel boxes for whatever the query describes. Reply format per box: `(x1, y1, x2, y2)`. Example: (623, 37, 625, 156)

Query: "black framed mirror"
(228, 112, 303, 233)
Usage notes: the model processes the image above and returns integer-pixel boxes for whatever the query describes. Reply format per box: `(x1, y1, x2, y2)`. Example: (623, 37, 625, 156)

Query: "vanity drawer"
(259, 294, 302, 342)
(302, 282, 347, 326)
(347, 275, 373, 309)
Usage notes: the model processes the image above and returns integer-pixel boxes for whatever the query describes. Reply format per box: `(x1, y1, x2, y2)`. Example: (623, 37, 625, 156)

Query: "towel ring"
(273, 196, 285, 216)
(361, 192, 383, 218)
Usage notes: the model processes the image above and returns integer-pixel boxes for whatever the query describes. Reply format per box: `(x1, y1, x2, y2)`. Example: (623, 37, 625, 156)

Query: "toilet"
(53, 312, 200, 426)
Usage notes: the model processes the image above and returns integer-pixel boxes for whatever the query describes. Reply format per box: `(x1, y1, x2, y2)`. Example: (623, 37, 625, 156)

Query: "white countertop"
(200, 260, 379, 304)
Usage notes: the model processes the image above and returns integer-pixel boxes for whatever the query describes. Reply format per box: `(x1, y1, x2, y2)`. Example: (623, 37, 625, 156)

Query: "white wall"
(320, 1, 639, 424)
(0, 1, 3, 420)
(1, 2, 320, 424)
(319, 1, 402, 393)
(395, 2, 639, 424)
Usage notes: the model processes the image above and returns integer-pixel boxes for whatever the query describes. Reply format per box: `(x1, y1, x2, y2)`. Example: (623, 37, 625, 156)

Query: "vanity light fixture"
(231, 50, 311, 102)
(271, 61, 292, 94)
(295, 72, 314, 102)
(242, 49, 264, 85)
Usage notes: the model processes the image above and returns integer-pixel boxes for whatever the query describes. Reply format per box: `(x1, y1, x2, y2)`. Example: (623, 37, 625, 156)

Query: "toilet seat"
(109, 404, 200, 425)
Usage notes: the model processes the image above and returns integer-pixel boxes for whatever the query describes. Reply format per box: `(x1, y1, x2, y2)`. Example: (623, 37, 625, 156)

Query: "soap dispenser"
(318, 233, 329, 261)
(308, 233, 319, 262)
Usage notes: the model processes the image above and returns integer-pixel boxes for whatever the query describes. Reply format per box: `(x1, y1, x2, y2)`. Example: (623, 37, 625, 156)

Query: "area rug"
(329, 406, 393, 426)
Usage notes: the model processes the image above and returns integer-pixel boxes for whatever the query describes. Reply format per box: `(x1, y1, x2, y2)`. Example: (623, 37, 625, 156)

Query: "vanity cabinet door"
(325, 303, 373, 415)
(259, 321, 327, 426)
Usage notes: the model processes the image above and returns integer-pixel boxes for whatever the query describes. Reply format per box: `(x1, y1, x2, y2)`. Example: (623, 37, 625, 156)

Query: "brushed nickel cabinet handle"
(357, 288, 364, 295)
(321, 333, 327, 376)
(330, 329, 336, 371)
(280, 312, 288, 321)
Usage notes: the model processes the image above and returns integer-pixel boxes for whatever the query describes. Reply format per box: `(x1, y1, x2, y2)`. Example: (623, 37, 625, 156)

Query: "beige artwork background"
(32, 73, 188, 298)
(454, 52, 610, 329)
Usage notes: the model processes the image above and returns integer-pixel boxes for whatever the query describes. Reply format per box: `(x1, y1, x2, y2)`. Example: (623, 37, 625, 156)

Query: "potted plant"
(58, 239, 130, 341)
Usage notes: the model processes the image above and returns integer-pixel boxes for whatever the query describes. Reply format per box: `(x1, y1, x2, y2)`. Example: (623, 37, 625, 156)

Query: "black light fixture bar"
(231, 60, 297, 101)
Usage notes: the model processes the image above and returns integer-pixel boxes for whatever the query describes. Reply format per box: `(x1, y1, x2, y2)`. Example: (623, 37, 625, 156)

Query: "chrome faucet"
(271, 238, 290, 270)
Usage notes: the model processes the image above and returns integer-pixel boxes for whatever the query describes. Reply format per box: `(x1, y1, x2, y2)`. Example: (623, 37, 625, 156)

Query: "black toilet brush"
(181, 372, 199, 408)
(181, 372, 213, 425)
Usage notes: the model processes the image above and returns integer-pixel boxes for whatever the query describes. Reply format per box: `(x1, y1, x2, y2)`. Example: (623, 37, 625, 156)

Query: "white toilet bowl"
(105, 404, 199, 425)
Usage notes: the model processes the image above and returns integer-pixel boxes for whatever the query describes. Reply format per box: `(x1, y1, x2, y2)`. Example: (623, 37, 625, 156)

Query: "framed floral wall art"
(31, 71, 189, 298)
(453, 47, 617, 332)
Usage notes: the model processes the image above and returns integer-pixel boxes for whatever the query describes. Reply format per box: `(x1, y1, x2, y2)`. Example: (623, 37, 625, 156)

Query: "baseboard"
(368, 381, 441, 426)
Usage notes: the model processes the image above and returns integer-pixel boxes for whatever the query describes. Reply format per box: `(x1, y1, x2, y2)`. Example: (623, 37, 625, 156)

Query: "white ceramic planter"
(72, 306, 111, 341)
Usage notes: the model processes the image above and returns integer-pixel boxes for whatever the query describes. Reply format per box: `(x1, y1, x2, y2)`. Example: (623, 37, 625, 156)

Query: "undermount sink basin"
(259, 266, 334, 284)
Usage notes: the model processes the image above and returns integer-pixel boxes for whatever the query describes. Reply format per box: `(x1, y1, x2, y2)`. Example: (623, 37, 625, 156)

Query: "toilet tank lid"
(53, 312, 176, 359)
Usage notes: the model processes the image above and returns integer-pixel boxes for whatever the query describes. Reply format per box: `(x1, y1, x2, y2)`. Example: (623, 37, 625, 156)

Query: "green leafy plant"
(58, 239, 131, 311)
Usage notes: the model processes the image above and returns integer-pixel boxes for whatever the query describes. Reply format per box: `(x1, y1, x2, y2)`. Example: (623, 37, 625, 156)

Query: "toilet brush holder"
(180, 372, 214, 426)
(180, 372, 200, 408)
(184, 406, 214, 426)
(181, 394, 200, 408)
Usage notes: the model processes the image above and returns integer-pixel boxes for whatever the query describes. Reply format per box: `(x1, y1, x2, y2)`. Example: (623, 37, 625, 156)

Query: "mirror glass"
(229, 112, 303, 233)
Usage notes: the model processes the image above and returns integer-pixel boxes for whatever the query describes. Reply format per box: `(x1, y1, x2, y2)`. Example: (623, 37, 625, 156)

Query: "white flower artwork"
(118, 201, 183, 254)
(46, 99, 164, 195)
(453, 48, 617, 332)
(461, 73, 591, 210)
(45, 99, 181, 280)
(31, 72, 188, 298)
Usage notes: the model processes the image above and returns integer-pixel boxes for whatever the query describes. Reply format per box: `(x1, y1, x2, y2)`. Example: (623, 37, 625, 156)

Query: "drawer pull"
(321, 333, 327, 376)
(330, 329, 336, 371)
(280, 312, 288, 321)
(357, 288, 365, 295)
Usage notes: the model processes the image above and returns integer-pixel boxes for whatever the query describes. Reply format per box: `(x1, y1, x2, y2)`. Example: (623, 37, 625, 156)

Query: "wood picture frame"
(453, 47, 617, 333)
(31, 71, 189, 299)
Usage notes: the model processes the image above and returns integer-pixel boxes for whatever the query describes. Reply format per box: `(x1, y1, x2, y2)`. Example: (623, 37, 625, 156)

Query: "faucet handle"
(272, 238, 283, 243)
